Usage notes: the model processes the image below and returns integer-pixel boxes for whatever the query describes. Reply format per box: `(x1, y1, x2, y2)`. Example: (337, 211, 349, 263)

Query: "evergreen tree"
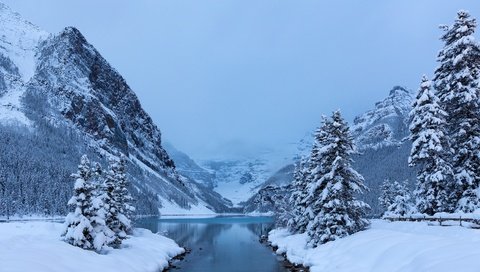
(90, 161, 115, 250)
(306, 111, 369, 247)
(384, 181, 414, 217)
(378, 179, 396, 214)
(62, 155, 113, 251)
(104, 154, 135, 246)
(62, 155, 95, 249)
(433, 11, 480, 213)
(115, 154, 135, 234)
(288, 156, 310, 233)
(409, 76, 454, 215)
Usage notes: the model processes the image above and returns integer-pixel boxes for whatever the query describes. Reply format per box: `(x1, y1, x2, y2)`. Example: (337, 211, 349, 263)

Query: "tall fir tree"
(288, 156, 310, 233)
(62, 156, 113, 251)
(378, 179, 396, 214)
(62, 155, 96, 249)
(104, 154, 135, 246)
(306, 111, 369, 247)
(433, 11, 480, 213)
(115, 154, 135, 234)
(409, 76, 454, 215)
(384, 181, 414, 217)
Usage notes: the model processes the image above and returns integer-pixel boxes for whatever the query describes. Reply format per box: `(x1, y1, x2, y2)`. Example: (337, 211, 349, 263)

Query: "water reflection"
(136, 216, 287, 272)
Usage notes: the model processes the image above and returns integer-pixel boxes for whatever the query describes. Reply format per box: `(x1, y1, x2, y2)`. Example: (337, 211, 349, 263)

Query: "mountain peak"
(58, 26, 88, 44)
(0, 1, 49, 81)
(389, 85, 410, 97)
(352, 86, 413, 150)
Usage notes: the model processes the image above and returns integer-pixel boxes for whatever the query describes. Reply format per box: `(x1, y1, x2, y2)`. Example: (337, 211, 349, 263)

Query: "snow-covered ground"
(0, 221, 184, 272)
(159, 199, 216, 215)
(269, 219, 480, 272)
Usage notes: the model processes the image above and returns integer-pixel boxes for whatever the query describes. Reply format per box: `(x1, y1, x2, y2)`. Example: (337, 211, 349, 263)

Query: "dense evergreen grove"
(276, 10, 480, 247)
(410, 10, 480, 215)
(62, 154, 134, 251)
(0, 121, 159, 218)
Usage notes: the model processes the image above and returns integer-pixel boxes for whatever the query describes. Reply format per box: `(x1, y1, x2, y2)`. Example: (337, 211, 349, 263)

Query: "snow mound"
(0, 221, 184, 272)
(269, 220, 480, 272)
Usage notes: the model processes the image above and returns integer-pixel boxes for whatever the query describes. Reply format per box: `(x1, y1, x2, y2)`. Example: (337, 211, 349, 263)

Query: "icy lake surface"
(136, 216, 288, 272)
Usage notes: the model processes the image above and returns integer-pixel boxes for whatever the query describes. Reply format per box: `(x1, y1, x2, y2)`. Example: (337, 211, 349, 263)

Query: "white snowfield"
(0, 221, 184, 272)
(269, 220, 480, 272)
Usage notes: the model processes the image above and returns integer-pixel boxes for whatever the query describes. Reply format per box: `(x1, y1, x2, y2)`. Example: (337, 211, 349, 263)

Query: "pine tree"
(90, 161, 115, 251)
(409, 76, 454, 215)
(384, 181, 414, 217)
(434, 11, 480, 213)
(288, 156, 310, 233)
(306, 111, 369, 247)
(62, 155, 95, 249)
(104, 154, 135, 246)
(379, 179, 396, 214)
(115, 154, 135, 235)
(62, 156, 113, 251)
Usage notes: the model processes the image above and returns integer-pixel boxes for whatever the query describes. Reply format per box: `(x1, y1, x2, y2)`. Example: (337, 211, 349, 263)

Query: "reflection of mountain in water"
(134, 216, 285, 272)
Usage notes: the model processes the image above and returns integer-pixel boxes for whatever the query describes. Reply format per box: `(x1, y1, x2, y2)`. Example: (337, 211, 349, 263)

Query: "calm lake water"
(135, 216, 288, 272)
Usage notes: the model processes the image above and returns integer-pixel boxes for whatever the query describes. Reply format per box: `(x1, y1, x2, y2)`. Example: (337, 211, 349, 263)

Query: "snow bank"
(269, 219, 480, 272)
(0, 221, 184, 272)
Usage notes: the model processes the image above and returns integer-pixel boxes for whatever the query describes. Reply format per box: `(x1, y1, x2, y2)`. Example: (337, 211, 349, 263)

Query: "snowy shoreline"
(0, 221, 184, 272)
(269, 219, 480, 272)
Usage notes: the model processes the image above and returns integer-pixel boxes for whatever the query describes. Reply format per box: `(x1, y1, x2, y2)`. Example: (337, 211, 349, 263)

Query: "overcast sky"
(3, 1, 480, 160)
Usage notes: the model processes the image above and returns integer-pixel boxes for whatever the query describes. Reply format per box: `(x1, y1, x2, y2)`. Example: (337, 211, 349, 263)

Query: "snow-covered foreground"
(269, 220, 480, 272)
(0, 221, 184, 272)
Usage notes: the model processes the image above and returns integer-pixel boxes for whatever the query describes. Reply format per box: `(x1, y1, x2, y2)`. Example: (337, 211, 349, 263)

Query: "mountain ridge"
(0, 2, 230, 216)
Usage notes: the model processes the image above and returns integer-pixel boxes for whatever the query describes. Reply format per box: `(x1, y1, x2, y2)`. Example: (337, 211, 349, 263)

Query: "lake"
(136, 215, 288, 272)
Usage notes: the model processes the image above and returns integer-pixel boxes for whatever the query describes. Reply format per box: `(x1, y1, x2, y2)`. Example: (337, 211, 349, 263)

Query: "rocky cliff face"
(0, 2, 229, 216)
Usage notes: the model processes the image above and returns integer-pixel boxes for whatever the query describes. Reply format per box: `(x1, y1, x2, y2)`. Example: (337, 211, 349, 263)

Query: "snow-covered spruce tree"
(62, 155, 96, 249)
(378, 179, 396, 214)
(384, 181, 414, 217)
(409, 76, 454, 215)
(104, 154, 135, 246)
(288, 156, 310, 233)
(62, 156, 113, 251)
(116, 154, 135, 233)
(433, 11, 480, 213)
(306, 111, 369, 247)
(90, 161, 115, 250)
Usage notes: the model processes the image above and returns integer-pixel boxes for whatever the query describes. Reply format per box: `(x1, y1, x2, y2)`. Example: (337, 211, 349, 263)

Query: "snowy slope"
(0, 2, 48, 81)
(269, 220, 480, 272)
(0, 2, 229, 216)
(0, 221, 184, 272)
(201, 152, 293, 206)
(0, 3, 48, 126)
(163, 142, 216, 188)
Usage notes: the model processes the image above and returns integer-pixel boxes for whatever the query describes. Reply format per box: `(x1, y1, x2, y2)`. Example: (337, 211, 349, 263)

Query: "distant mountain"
(164, 140, 293, 206)
(244, 86, 417, 215)
(351, 86, 416, 215)
(0, 2, 229, 217)
(200, 158, 276, 206)
(163, 143, 216, 188)
(352, 86, 412, 151)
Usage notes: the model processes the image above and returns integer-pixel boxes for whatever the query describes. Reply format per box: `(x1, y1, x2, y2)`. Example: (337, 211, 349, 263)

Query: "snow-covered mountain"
(352, 86, 413, 150)
(163, 142, 216, 188)
(0, 2, 230, 216)
(200, 158, 276, 206)
(244, 86, 417, 215)
(349, 86, 416, 215)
